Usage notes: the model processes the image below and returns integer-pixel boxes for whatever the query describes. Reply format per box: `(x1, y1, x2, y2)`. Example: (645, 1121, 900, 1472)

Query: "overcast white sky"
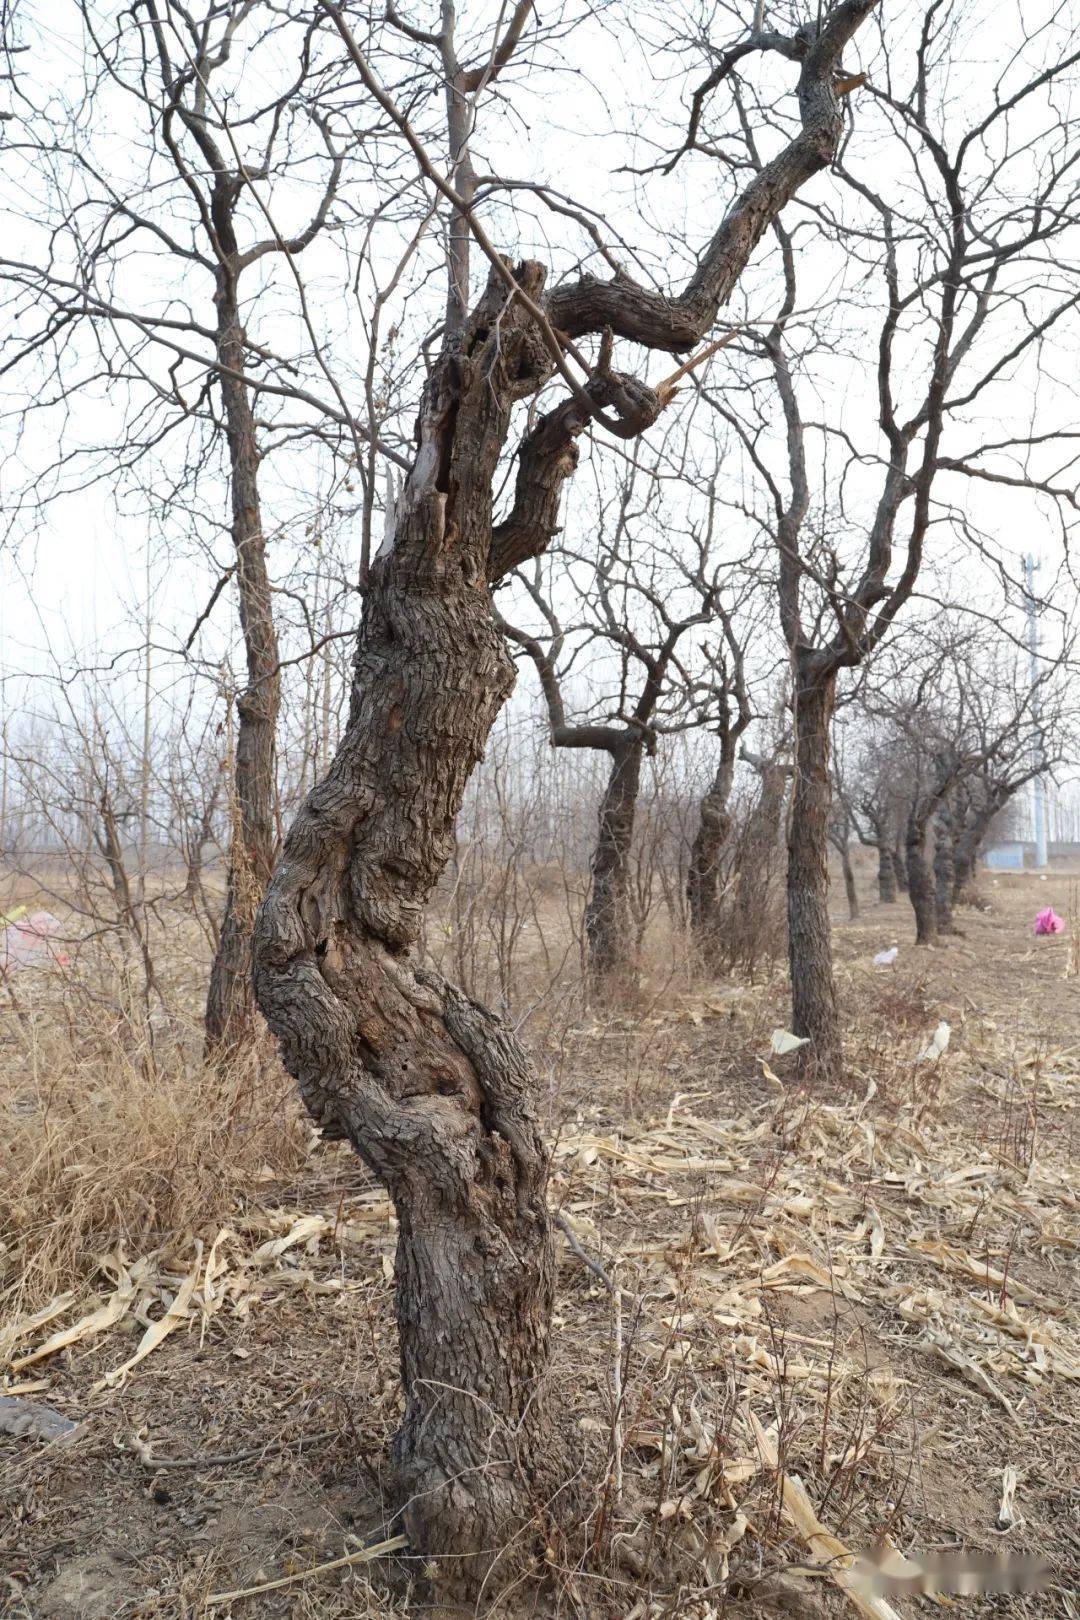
(1, 0, 1077, 818)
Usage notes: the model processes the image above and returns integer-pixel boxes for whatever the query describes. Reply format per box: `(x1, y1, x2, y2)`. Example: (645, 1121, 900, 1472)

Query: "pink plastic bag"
(1034, 907, 1064, 936)
(0, 911, 71, 976)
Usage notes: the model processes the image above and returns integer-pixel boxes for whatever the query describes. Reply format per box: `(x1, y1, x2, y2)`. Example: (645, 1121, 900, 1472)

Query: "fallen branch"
(205, 1533, 409, 1606)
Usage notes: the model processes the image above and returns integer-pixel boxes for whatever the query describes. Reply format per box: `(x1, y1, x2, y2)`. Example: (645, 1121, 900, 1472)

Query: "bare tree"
(127, 4, 346, 1056)
(686, 598, 755, 964)
(721, 732, 793, 975)
(862, 613, 1074, 943)
(828, 794, 859, 922)
(700, 7, 1080, 1073)
(251, 0, 880, 1580)
(0, 1, 387, 1060)
(949, 672, 1075, 902)
(834, 734, 906, 904)
(501, 480, 724, 991)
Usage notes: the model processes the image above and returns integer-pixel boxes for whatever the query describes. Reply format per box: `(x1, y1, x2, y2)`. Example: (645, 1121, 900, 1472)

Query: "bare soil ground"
(1, 865, 1077, 1619)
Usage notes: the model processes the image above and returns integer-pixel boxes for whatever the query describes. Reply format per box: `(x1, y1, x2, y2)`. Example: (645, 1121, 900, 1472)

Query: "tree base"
(391, 1409, 581, 1601)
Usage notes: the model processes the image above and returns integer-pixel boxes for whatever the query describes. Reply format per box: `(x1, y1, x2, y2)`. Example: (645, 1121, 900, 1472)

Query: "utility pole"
(1024, 553, 1048, 870)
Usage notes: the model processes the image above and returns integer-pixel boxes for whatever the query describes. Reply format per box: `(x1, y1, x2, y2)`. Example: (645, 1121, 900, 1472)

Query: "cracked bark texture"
(687, 739, 737, 964)
(254, 267, 590, 1581)
(585, 736, 645, 988)
(253, 0, 878, 1581)
(788, 671, 841, 1076)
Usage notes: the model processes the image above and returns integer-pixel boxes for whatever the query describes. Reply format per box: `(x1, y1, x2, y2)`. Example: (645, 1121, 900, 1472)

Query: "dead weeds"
(1, 868, 1077, 1617)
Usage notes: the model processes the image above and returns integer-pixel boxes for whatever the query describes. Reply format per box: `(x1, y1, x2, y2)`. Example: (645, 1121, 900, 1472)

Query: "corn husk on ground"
(1, 871, 1076, 1616)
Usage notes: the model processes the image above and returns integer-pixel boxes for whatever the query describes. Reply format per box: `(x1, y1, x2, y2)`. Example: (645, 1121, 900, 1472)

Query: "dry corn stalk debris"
(547, 1048, 1075, 1607)
(3, 1198, 396, 1388)
(2, 1022, 1074, 1613)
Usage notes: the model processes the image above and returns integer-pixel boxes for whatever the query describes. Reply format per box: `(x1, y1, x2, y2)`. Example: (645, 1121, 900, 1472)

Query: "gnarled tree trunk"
(585, 737, 645, 989)
(891, 845, 908, 894)
(253, 270, 591, 1584)
(787, 667, 842, 1078)
(205, 272, 281, 1058)
(253, 0, 880, 1581)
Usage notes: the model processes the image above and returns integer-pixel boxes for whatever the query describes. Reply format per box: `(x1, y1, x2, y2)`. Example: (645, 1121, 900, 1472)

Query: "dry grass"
(1, 859, 1078, 1618)
(2, 999, 313, 1326)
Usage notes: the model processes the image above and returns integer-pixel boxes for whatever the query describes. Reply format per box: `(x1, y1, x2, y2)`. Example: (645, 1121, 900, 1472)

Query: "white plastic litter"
(918, 1020, 951, 1062)
(771, 1028, 811, 1056)
(873, 947, 899, 966)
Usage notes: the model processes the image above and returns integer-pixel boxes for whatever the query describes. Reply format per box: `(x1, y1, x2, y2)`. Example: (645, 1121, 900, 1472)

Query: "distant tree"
(702, 9, 1080, 1070)
(501, 473, 730, 991)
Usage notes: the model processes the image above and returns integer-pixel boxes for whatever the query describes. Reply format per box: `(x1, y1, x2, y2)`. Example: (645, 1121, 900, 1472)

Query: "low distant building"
(984, 840, 1080, 869)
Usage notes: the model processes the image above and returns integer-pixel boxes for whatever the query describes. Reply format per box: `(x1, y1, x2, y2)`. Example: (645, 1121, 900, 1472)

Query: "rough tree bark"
(788, 667, 842, 1075)
(254, 269, 586, 1580)
(688, 738, 737, 963)
(905, 803, 938, 945)
(255, 0, 879, 1581)
(933, 797, 958, 933)
(585, 736, 645, 988)
(891, 844, 908, 894)
(205, 268, 282, 1057)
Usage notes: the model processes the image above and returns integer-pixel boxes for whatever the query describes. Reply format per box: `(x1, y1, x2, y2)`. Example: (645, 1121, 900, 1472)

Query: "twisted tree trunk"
(891, 845, 908, 894)
(253, 1, 878, 1581)
(253, 270, 590, 1582)
(205, 269, 281, 1058)
(585, 737, 645, 989)
(788, 668, 842, 1078)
